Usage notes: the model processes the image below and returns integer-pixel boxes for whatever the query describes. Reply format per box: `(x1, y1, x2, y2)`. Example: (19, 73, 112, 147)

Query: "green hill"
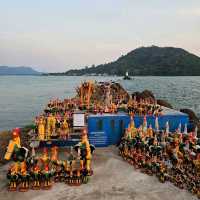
(64, 46, 200, 76)
(0, 66, 41, 75)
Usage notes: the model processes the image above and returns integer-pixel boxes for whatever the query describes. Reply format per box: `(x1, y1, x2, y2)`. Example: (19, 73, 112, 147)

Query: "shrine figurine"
(147, 125, 154, 139)
(197, 187, 200, 199)
(136, 149, 144, 169)
(47, 113, 56, 139)
(65, 147, 75, 185)
(74, 129, 95, 176)
(39, 147, 52, 189)
(125, 127, 132, 141)
(74, 149, 83, 185)
(42, 165, 53, 190)
(18, 161, 30, 192)
(51, 146, 59, 164)
(70, 156, 82, 186)
(157, 162, 167, 183)
(60, 118, 70, 140)
(193, 148, 200, 173)
(145, 157, 153, 176)
(31, 163, 41, 190)
(58, 161, 66, 182)
(41, 148, 50, 164)
(4, 128, 29, 191)
(53, 161, 61, 182)
(129, 116, 137, 138)
(38, 115, 45, 141)
(173, 137, 183, 169)
(55, 113, 61, 137)
(5, 128, 21, 160)
(53, 159, 66, 183)
(64, 160, 70, 184)
(68, 159, 75, 185)
(7, 164, 19, 191)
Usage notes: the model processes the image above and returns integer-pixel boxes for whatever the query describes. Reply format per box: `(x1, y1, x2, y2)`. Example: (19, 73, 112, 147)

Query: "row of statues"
(127, 98, 162, 116)
(119, 117, 200, 198)
(35, 113, 70, 140)
(43, 96, 162, 117)
(44, 98, 79, 114)
(4, 128, 95, 192)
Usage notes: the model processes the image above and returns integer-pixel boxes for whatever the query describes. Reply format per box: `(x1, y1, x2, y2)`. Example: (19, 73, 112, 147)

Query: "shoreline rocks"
(157, 99, 173, 109)
(180, 108, 200, 136)
(131, 90, 173, 109)
(132, 90, 155, 103)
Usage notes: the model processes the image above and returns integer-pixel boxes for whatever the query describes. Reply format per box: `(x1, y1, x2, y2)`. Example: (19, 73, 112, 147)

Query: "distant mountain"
(0, 66, 41, 75)
(63, 46, 200, 76)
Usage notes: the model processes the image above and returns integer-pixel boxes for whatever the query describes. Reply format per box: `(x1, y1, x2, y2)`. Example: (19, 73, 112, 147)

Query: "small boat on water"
(123, 71, 132, 80)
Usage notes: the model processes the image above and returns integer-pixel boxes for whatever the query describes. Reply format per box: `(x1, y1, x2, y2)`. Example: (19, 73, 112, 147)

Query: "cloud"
(178, 8, 200, 17)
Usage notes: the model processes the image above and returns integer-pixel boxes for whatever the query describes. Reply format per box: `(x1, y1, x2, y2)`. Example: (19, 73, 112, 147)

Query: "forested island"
(0, 66, 41, 75)
(45, 46, 200, 76)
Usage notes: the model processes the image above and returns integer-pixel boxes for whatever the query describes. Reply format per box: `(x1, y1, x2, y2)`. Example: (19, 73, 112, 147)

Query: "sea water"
(0, 76, 200, 131)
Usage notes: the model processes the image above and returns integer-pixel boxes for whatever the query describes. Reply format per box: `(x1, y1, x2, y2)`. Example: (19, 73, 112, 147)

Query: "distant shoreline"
(42, 74, 200, 77)
(0, 74, 41, 76)
(1, 74, 200, 77)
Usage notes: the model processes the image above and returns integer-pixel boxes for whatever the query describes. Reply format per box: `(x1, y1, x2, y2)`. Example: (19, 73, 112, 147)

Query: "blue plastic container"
(88, 108, 189, 147)
(88, 113, 130, 146)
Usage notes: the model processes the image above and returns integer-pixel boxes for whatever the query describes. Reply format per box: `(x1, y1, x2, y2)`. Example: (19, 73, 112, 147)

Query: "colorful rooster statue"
(4, 128, 29, 191)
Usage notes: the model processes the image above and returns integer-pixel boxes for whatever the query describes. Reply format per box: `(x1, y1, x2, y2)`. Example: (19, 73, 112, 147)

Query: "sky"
(0, 0, 200, 72)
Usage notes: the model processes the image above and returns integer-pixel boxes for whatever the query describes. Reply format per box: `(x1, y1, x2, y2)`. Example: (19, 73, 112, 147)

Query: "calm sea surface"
(0, 76, 200, 131)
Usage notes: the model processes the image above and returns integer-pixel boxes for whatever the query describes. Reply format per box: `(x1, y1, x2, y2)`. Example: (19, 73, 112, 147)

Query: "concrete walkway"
(0, 147, 197, 200)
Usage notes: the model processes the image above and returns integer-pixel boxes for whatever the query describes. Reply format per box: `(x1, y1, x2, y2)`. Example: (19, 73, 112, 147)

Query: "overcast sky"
(0, 0, 199, 72)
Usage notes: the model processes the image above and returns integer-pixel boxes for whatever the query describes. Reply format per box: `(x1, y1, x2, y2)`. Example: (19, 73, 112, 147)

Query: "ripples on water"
(0, 76, 200, 131)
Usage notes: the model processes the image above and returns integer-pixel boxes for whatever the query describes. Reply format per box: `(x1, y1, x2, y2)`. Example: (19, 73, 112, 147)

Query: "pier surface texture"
(0, 147, 197, 200)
